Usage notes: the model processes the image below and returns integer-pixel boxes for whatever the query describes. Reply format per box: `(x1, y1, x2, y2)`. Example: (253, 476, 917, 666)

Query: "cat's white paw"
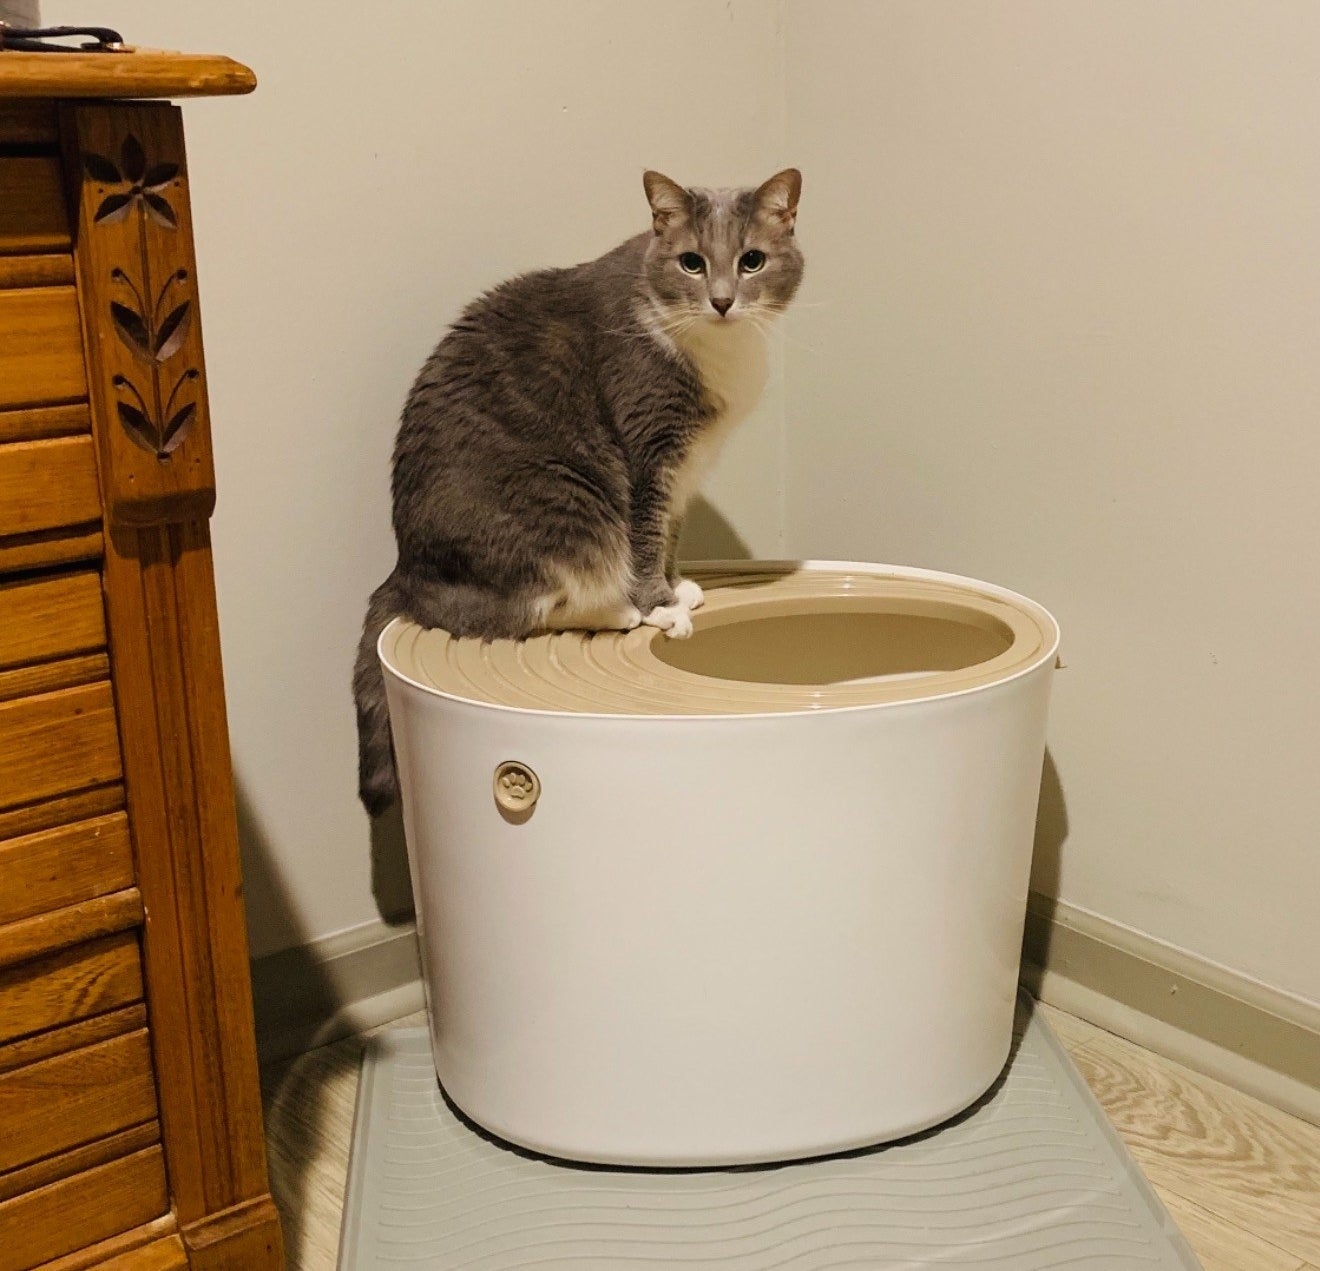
(643, 603, 694, 639)
(618, 605, 643, 630)
(673, 578, 705, 610)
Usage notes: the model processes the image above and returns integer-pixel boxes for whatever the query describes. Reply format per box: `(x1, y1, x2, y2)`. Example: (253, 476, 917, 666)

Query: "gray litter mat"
(338, 1001, 1201, 1270)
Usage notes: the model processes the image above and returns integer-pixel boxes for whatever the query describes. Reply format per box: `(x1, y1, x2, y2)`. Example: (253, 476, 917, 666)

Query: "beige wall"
(47, 3, 1319, 1009)
(50, 0, 790, 956)
(783, 1, 1320, 1004)
(0, 2, 40, 24)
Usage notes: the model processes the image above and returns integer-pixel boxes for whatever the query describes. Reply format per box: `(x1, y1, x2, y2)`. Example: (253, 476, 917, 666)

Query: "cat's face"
(641, 169, 803, 328)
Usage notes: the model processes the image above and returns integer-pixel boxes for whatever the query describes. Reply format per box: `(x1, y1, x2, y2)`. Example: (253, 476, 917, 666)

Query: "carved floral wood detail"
(63, 94, 284, 1265)
(84, 134, 179, 227)
(83, 132, 202, 460)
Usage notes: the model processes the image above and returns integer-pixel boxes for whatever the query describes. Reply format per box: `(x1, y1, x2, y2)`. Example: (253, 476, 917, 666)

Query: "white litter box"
(379, 560, 1060, 1168)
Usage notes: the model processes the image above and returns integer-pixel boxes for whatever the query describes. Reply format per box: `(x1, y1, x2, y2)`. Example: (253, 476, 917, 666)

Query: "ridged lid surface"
(382, 564, 1057, 716)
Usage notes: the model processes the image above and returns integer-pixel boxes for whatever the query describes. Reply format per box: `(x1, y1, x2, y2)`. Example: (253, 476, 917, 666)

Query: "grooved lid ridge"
(382, 563, 1059, 717)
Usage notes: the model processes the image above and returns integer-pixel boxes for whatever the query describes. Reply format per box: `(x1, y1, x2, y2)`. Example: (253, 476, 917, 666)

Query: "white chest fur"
(670, 319, 769, 511)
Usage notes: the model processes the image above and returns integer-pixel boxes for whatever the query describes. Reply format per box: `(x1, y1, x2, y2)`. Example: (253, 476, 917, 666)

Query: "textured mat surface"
(338, 1003, 1201, 1269)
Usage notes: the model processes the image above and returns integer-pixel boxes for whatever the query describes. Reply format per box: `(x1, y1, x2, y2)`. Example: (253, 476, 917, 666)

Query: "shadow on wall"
(235, 781, 340, 1058)
(680, 494, 754, 562)
(1021, 749, 1070, 989)
(369, 801, 414, 926)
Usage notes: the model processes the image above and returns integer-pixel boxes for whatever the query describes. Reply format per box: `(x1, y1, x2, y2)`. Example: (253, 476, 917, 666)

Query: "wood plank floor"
(261, 1000, 1320, 1271)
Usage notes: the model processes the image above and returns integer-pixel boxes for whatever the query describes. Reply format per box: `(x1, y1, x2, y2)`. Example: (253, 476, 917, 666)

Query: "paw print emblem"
(494, 761, 541, 816)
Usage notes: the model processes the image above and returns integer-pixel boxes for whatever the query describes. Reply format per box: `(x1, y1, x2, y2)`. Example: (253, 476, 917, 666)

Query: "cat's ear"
(643, 170, 692, 233)
(754, 168, 802, 231)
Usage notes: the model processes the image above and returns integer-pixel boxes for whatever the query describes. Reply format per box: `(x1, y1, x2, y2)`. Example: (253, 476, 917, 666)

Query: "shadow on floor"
(235, 778, 348, 1271)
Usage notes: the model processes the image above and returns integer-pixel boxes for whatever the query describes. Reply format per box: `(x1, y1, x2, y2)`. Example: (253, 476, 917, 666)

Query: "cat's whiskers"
(606, 303, 710, 347)
(600, 313, 688, 342)
(741, 307, 819, 355)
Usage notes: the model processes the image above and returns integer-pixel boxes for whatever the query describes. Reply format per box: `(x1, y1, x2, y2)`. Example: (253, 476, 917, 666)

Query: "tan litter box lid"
(383, 564, 1057, 716)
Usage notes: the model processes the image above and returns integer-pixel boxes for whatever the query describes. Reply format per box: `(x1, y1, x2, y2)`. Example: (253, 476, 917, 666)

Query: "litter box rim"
(378, 559, 1061, 721)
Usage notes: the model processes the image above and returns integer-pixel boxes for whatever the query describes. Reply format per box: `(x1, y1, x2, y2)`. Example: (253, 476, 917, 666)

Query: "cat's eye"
(678, 252, 706, 275)
(739, 250, 767, 274)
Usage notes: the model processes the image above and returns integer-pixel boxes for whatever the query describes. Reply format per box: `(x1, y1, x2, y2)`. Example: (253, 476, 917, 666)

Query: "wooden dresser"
(0, 47, 284, 1271)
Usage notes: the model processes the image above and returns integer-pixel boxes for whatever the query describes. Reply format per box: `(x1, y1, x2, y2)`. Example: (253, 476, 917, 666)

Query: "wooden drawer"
(0, 815, 134, 927)
(0, 288, 87, 410)
(0, 402, 89, 447)
(0, 1145, 168, 1271)
(79, 1234, 187, 1271)
(0, 1122, 160, 1213)
(0, 1028, 157, 1175)
(0, 932, 143, 1047)
(0, 255, 75, 291)
(0, 103, 58, 148)
(0, 682, 122, 812)
(0, 785, 125, 847)
(0, 156, 70, 256)
(0, 528, 105, 577)
(0, 435, 101, 541)
(0, 570, 106, 672)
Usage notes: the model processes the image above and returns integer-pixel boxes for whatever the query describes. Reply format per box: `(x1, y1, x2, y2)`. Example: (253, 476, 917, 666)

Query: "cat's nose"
(711, 297, 733, 316)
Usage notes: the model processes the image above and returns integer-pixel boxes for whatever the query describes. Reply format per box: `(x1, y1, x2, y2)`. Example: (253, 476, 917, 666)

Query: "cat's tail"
(354, 573, 405, 817)
(355, 572, 539, 815)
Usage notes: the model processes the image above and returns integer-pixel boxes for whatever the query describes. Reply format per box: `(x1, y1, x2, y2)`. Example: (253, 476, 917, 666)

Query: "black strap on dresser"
(0, 24, 125, 53)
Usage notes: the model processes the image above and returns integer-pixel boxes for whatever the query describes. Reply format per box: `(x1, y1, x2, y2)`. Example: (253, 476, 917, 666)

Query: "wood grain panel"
(91, 1234, 189, 1271)
(4, 51, 256, 99)
(0, 891, 141, 975)
(0, 157, 70, 254)
(0, 653, 110, 703)
(182, 1197, 284, 1271)
(1066, 1029, 1320, 1265)
(0, 524, 103, 575)
(103, 520, 272, 1225)
(36, 1221, 181, 1271)
(0, 813, 133, 926)
(0, 931, 142, 1046)
(0, 403, 89, 444)
(0, 1121, 159, 1204)
(1159, 1189, 1307, 1271)
(0, 570, 105, 672)
(0, 436, 101, 539)
(0, 681, 122, 812)
(0, 255, 75, 289)
(0, 101, 59, 146)
(259, 1034, 366, 1271)
(0, 783, 123, 844)
(65, 99, 284, 1269)
(0, 288, 86, 409)
(0, 1145, 168, 1271)
(71, 106, 216, 524)
(0, 1003, 145, 1077)
(0, 1029, 156, 1174)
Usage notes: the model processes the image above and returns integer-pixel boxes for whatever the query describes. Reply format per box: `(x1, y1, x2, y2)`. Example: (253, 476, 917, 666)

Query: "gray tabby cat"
(354, 168, 804, 815)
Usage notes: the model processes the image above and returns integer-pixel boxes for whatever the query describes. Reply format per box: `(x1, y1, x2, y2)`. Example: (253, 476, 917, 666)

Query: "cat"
(353, 167, 804, 815)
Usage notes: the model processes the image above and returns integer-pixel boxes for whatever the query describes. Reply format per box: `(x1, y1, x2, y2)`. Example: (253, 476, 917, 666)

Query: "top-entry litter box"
(379, 560, 1060, 1167)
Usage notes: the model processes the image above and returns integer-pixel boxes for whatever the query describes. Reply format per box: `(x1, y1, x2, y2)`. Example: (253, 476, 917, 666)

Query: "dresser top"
(0, 47, 255, 99)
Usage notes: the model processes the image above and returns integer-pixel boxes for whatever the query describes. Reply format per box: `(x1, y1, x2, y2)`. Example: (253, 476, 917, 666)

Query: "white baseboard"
(1022, 893, 1320, 1127)
(250, 897, 1320, 1129)
(250, 918, 423, 1065)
